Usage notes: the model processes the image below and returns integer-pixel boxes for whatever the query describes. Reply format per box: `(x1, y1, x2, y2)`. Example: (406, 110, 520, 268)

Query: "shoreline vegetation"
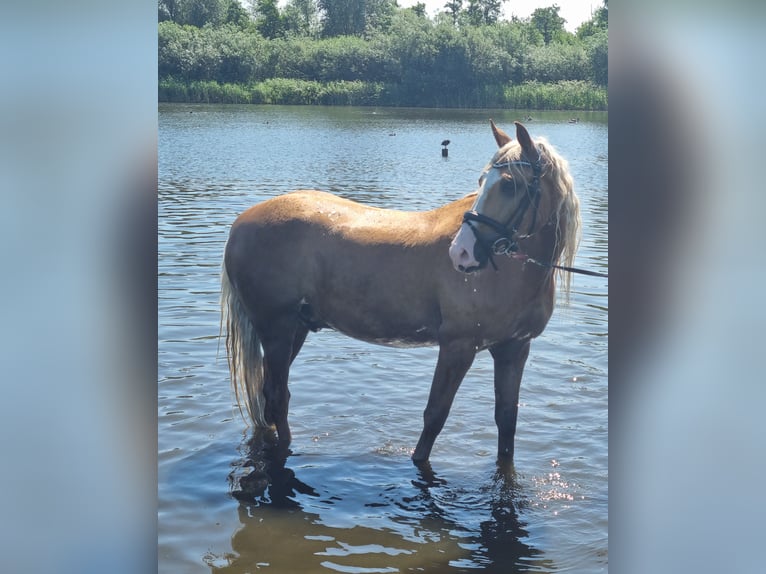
(159, 78, 606, 109)
(159, 1, 608, 110)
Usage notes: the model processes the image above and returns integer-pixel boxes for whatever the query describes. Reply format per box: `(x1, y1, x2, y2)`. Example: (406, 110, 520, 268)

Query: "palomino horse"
(221, 120, 580, 464)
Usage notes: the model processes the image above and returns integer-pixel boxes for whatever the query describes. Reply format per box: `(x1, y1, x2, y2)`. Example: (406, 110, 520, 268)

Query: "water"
(159, 104, 608, 573)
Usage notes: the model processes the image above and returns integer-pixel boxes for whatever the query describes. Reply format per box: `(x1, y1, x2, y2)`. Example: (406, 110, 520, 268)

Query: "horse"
(221, 120, 581, 465)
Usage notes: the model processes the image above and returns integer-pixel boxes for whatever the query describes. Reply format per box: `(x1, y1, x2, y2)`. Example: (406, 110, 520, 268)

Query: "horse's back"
(232, 190, 458, 245)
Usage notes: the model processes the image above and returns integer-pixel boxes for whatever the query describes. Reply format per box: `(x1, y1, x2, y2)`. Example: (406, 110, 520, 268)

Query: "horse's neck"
(419, 195, 474, 237)
(442, 195, 474, 209)
(437, 195, 475, 220)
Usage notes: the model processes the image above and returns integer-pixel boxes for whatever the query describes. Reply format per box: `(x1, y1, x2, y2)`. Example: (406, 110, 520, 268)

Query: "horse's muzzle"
(449, 224, 483, 272)
(457, 263, 485, 274)
(469, 235, 494, 271)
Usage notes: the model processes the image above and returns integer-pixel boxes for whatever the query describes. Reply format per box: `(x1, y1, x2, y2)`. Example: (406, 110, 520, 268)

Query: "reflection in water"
(228, 431, 318, 509)
(212, 434, 554, 573)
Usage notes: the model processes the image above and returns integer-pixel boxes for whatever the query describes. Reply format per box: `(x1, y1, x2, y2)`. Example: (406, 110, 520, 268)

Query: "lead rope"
(510, 252, 609, 278)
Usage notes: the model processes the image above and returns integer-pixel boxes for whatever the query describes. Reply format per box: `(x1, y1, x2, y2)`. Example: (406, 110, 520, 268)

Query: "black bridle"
(462, 155, 543, 271)
(461, 153, 609, 278)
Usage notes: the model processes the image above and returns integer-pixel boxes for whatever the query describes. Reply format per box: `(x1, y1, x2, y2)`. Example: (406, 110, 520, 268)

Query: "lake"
(158, 104, 607, 573)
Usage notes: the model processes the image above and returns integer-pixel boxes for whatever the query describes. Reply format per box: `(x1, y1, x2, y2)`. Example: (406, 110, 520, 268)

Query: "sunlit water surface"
(159, 105, 607, 573)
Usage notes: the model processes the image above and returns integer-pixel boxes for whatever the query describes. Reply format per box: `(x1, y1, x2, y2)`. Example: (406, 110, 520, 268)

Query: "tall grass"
(159, 78, 607, 110)
(504, 80, 607, 110)
(159, 80, 252, 103)
(159, 78, 387, 106)
(250, 79, 384, 105)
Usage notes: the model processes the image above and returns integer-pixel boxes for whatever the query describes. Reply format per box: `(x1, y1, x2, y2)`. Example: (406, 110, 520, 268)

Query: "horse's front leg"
(489, 338, 531, 462)
(412, 341, 476, 463)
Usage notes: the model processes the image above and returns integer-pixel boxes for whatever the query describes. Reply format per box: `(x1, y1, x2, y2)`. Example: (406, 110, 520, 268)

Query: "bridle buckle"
(491, 236, 516, 256)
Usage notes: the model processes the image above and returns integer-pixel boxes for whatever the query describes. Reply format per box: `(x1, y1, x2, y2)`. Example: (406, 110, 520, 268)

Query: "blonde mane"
(538, 138, 581, 301)
(492, 137, 582, 302)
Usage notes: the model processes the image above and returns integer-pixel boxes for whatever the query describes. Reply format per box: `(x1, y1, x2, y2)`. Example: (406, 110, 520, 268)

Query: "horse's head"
(449, 121, 580, 291)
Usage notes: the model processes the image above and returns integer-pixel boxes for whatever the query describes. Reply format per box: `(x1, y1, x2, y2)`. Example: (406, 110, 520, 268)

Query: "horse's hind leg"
(261, 320, 308, 446)
(489, 338, 531, 462)
(290, 324, 309, 365)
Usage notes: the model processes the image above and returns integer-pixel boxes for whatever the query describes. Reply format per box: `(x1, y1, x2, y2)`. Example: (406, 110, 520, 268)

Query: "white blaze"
(448, 167, 503, 271)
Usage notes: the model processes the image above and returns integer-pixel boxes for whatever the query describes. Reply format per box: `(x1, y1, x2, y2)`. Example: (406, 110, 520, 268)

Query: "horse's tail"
(220, 258, 268, 428)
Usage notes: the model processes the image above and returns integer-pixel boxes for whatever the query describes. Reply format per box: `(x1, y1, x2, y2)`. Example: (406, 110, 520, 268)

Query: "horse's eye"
(500, 174, 516, 193)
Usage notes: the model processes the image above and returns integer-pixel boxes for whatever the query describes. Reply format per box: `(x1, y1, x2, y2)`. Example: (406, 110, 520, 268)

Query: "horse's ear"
(490, 119, 512, 148)
(514, 121, 536, 158)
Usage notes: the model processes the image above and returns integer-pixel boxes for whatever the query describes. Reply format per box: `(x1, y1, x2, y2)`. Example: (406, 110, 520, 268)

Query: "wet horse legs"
(489, 338, 531, 462)
(412, 342, 476, 463)
(261, 321, 309, 447)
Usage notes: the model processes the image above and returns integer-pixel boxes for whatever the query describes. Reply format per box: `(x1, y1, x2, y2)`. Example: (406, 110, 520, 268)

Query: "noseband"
(462, 154, 543, 271)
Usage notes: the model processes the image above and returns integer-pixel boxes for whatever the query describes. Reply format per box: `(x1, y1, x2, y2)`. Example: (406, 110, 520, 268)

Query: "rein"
(509, 252, 610, 278)
(462, 154, 609, 279)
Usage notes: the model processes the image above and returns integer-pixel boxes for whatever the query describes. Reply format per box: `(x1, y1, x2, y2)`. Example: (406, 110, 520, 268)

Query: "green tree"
(159, 0, 180, 22)
(282, 0, 320, 36)
(158, 0, 608, 108)
(482, 20, 530, 82)
(524, 42, 589, 82)
(409, 2, 427, 18)
(443, 0, 462, 26)
(592, 0, 608, 28)
(159, 0, 247, 26)
(225, 0, 253, 28)
(318, 0, 395, 37)
(584, 29, 607, 85)
(466, 0, 503, 26)
(318, 0, 366, 36)
(186, 0, 228, 26)
(254, 0, 285, 38)
(159, 21, 270, 82)
(365, 0, 396, 32)
(576, 0, 607, 38)
(530, 4, 565, 45)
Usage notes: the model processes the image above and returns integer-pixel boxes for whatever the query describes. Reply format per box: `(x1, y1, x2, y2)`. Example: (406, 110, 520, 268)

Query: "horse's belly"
(306, 298, 440, 348)
(335, 324, 439, 348)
